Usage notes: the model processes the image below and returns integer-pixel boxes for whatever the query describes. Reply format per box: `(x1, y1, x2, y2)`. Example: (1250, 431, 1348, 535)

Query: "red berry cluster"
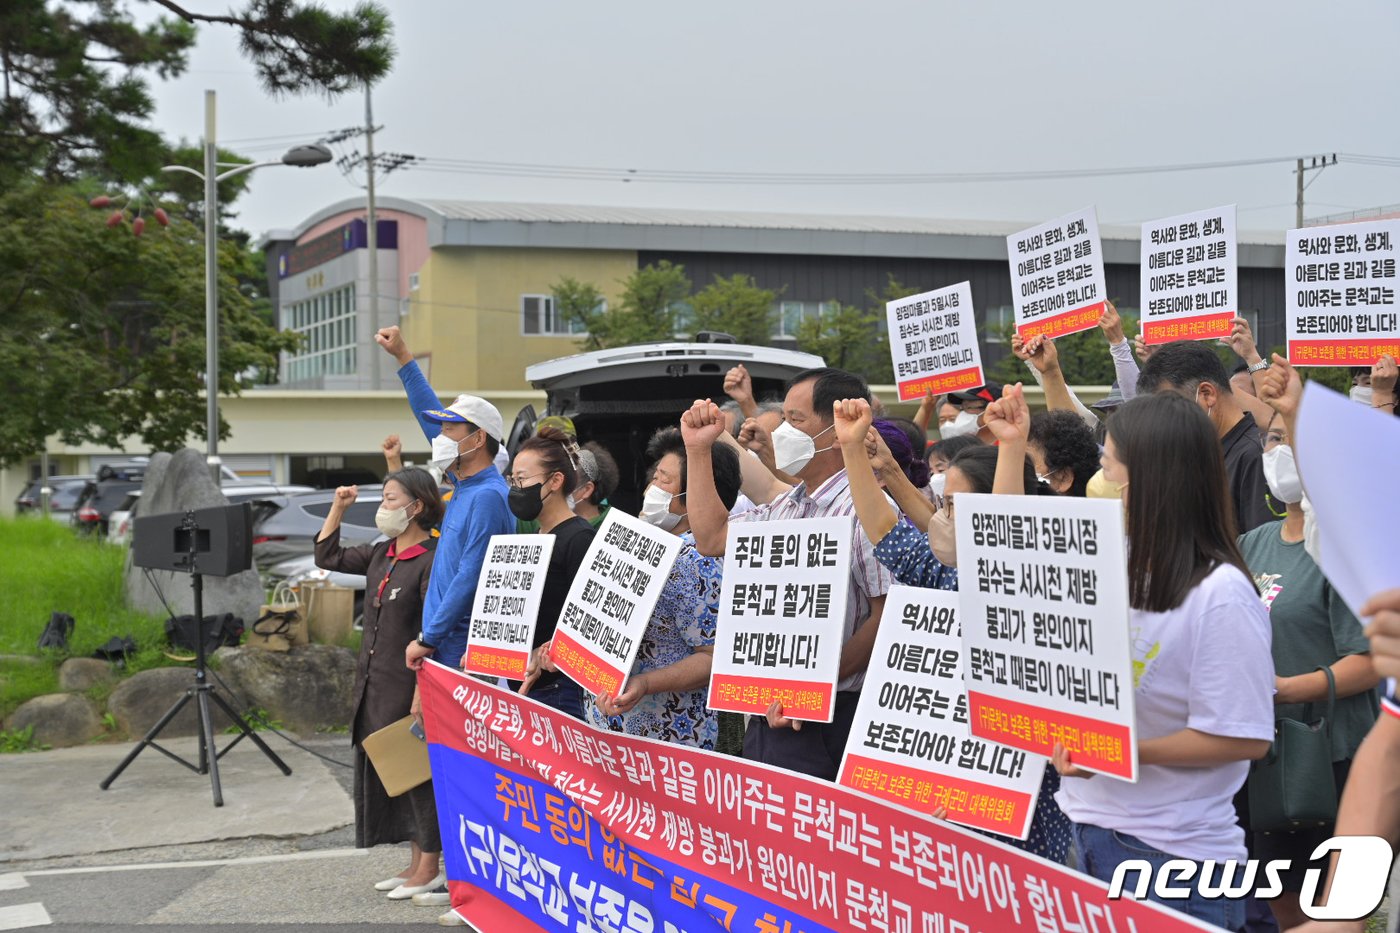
(89, 194, 170, 237)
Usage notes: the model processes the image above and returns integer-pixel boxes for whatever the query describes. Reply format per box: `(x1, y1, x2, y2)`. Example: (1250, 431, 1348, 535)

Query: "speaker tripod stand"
(102, 510, 291, 806)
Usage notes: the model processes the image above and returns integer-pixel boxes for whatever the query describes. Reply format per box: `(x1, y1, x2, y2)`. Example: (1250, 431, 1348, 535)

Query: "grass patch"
(0, 517, 177, 721)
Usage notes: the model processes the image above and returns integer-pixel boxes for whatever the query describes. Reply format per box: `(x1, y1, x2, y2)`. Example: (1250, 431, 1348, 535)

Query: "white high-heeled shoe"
(374, 875, 409, 892)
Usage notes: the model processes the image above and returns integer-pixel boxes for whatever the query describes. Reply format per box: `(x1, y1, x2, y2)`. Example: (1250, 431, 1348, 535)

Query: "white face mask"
(1262, 444, 1304, 504)
(928, 472, 947, 499)
(929, 508, 957, 566)
(771, 421, 835, 474)
(430, 431, 481, 472)
(565, 493, 577, 510)
(639, 484, 683, 531)
(1351, 386, 1374, 406)
(375, 504, 414, 538)
(938, 410, 980, 439)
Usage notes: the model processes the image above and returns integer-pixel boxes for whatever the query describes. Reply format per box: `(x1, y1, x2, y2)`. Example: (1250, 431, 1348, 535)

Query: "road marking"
(24, 847, 367, 878)
(0, 876, 26, 891)
(0, 902, 51, 930)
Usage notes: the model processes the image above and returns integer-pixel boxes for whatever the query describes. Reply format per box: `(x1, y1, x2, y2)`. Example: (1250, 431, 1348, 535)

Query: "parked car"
(15, 475, 94, 522)
(72, 478, 143, 538)
(109, 483, 314, 547)
(250, 486, 385, 570)
(522, 339, 823, 514)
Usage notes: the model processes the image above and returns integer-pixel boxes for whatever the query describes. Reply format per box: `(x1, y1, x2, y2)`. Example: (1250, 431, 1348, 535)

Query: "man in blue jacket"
(375, 326, 513, 672)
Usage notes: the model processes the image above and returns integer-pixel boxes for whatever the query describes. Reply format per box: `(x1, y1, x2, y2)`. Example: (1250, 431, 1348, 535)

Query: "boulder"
(106, 667, 235, 737)
(213, 644, 355, 734)
(123, 448, 264, 626)
(6, 693, 102, 748)
(58, 658, 117, 692)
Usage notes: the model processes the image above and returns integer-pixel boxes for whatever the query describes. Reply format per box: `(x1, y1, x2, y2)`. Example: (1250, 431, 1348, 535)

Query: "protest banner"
(955, 493, 1137, 781)
(419, 660, 1203, 933)
(838, 585, 1044, 841)
(1007, 207, 1108, 341)
(707, 516, 852, 723)
(885, 282, 985, 402)
(1139, 205, 1238, 345)
(1287, 219, 1400, 367)
(551, 509, 681, 699)
(464, 534, 557, 679)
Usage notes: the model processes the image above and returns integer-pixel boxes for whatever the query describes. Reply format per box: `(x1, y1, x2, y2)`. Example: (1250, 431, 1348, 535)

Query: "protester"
(1136, 338, 1276, 532)
(574, 428, 741, 749)
(1054, 392, 1275, 931)
(872, 417, 930, 491)
(516, 439, 618, 532)
(925, 433, 982, 472)
(375, 327, 514, 676)
(940, 381, 1001, 439)
(509, 426, 596, 718)
(1237, 413, 1378, 930)
(1014, 333, 1103, 431)
(313, 473, 444, 901)
(913, 391, 962, 437)
(681, 366, 893, 782)
(1027, 409, 1101, 496)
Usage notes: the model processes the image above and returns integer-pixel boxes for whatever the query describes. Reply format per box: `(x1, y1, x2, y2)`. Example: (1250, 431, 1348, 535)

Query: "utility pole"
(1296, 154, 1338, 228)
(365, 83, 379, 390)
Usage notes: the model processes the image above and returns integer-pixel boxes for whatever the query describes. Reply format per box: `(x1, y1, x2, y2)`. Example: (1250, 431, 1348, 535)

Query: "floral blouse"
(871, 519, 958, 591)
(585, 532, 721, 749)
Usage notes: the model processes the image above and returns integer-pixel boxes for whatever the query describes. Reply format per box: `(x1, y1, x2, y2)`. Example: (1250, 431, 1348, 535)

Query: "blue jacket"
(397, 360, 513, 667)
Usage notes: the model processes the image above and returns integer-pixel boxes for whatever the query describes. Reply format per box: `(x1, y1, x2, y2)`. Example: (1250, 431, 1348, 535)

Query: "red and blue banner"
(419, 660, 1203, 932)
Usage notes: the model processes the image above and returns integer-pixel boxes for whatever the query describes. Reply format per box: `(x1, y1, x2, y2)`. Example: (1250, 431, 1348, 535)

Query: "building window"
(522, 294, 588, 336)
(984, 305, 1015, 343)
(284, 283, 358, 381)
(773, 300, 839, 338)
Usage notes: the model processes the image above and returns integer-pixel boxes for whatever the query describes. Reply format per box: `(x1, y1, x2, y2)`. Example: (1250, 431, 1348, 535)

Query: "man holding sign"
(683, 366, 893, 782)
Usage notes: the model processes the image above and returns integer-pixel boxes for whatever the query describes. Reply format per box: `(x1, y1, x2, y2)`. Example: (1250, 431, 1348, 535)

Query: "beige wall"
(400, 246, 637, 392)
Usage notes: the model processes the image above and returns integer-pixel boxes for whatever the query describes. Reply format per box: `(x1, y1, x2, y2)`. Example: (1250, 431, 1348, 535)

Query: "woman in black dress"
(314, 469, 444, 899)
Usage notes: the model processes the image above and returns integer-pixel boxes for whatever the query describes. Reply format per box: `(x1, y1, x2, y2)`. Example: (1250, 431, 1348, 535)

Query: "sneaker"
(412, 884, 450, 907)
(438, 908, 469, 927)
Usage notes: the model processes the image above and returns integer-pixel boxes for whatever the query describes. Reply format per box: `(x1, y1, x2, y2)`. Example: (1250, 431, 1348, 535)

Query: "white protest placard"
(955, 493, 1137, 781)
(837, 586, 1044, 840)
(885, 282, 985, 403)
(551, 510, 681, 699)
(1287, 219, 1400, 367)
(1139, 205, 1237, 345)
(1295, 383, 1400, 618)
(1006, 206, 1108, 341)
(708, 516, 852, 723)
(464, 534, 556, 680)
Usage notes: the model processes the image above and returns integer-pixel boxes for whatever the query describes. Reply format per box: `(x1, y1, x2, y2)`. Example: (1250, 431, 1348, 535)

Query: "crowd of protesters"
(311, 313, 1400, 932)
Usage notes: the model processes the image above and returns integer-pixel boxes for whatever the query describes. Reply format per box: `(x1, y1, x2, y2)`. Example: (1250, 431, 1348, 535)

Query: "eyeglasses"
(507, 472, 552, 488)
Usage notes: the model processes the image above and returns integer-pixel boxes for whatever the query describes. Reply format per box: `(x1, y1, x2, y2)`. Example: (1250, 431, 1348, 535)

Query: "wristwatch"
(1246, 358, 1270, 374)
(415, 632, 435, 650)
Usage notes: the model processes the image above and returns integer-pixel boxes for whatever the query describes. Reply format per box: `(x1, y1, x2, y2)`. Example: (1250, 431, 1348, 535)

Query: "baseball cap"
(420, 395, 505, 442)
(1091, 382, 1126, 411)
(948, 381, 1003, 406)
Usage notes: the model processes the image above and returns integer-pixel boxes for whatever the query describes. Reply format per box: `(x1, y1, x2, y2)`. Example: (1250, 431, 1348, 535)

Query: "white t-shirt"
(1055, 562, 1275, 863)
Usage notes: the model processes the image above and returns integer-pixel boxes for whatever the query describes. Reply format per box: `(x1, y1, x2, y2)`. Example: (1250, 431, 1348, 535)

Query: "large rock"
(213, 645, 355, 734)
(6, 693, 102, 747)
(58, 658, 117, 692)
(123, 448, 264, 626)
(106, 667, 236, 737)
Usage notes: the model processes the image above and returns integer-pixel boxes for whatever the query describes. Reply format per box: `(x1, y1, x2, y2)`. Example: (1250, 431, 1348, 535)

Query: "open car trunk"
(523, 342, 823, 515)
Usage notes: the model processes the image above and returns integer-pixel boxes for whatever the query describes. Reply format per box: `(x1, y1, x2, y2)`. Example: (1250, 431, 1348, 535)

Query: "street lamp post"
(162, 90, 331, 482)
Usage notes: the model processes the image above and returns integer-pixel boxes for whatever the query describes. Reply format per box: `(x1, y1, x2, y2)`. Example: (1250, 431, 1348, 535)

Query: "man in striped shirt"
(683, 367, 893, 781)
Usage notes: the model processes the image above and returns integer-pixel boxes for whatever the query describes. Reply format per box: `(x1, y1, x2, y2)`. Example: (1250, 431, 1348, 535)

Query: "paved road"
(0, 735, 472, 930)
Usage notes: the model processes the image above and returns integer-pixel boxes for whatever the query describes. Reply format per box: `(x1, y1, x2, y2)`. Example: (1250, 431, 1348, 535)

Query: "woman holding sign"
(313, 471, 444, 899)
(512, 426, 597, 718)
(832, 393, 1072, 864)
(1052, 391, 1275, 931)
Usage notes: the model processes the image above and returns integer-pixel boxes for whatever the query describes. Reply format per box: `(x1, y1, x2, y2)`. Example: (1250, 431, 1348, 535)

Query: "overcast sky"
(146, 0, 1400, 240)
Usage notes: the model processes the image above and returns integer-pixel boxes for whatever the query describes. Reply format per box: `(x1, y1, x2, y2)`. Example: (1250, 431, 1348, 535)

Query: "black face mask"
(508, 482, 548, 521)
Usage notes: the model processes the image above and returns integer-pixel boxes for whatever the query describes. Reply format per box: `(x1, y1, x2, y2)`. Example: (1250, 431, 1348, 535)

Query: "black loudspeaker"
(132, 503, 253, 577)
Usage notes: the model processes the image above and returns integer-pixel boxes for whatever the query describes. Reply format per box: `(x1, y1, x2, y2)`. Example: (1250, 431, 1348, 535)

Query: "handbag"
(1248, 665, 1337, 833)
(248, 581, 307, 652)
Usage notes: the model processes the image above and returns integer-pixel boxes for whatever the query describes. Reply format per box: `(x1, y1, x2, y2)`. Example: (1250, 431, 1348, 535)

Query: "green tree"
(795, 275, 919, 385)
(0, 182, 300, 464)
(688, 273, 778, 345)
(562, 262, 690, 349)
(551, 276, 608, 352)
(0, 0, 394, 184)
